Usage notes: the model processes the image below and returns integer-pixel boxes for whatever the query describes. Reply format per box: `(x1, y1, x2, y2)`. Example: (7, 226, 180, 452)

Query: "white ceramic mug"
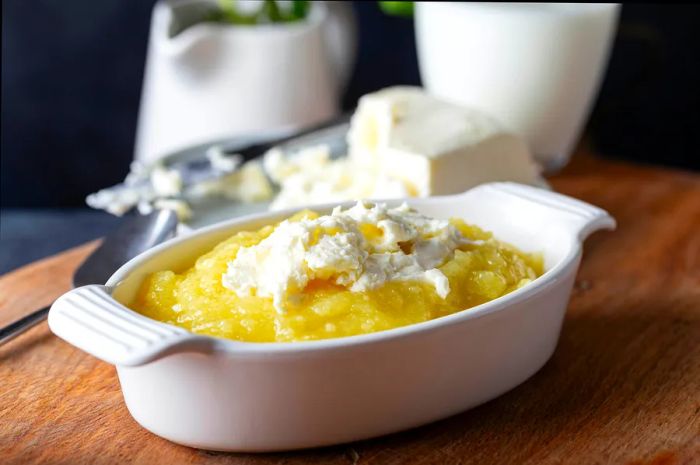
(416, 3, 620, 171)
(135, 0, 356, 164)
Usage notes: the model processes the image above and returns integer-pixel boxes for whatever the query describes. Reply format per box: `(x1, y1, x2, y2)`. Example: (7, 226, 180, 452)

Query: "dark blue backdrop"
(2, 2, 699, 208)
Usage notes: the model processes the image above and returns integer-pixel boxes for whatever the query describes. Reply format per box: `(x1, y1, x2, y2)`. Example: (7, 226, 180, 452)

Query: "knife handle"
(0, 305, 50, 346)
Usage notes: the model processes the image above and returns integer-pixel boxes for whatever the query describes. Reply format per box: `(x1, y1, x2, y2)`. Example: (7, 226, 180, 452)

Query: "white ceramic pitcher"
(135, 0, 356, 164)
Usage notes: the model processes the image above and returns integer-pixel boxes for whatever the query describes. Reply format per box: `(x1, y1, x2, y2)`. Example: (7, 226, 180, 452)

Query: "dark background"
(2, 2, 699, 209)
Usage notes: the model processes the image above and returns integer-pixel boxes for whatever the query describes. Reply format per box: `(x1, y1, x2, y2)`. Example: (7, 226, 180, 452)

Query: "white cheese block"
(347, 86, 540, 196)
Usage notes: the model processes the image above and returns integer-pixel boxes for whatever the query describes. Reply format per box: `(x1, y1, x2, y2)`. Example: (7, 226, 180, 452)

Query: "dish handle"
(471, 182, 617, 241)
(49, 285, 213, 366)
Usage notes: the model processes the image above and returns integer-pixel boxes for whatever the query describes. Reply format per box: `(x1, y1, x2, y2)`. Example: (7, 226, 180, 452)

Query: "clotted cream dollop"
(222, 201, 477, 313)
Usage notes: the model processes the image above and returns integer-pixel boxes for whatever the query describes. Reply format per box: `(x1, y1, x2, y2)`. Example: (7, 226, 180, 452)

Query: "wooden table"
(2, 152, 699, 465)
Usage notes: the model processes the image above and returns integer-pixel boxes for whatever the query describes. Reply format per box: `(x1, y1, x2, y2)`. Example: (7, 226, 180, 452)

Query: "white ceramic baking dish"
(48, 182, 615, 452)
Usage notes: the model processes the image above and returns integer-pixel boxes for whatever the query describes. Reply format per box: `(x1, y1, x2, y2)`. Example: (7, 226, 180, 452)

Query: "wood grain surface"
(1, 152, 699, 465)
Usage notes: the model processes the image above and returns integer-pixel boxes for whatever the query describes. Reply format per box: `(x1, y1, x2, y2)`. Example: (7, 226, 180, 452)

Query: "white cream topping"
(150, 164, 183, 197)
(86, 159, 273, 221)
(188, 160, 273, 203)
(222, 201, 476, 313)
(263, 145, 412, 211)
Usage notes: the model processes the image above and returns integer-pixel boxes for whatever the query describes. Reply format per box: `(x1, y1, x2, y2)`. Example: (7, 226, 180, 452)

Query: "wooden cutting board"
(1, 151, 699, 465)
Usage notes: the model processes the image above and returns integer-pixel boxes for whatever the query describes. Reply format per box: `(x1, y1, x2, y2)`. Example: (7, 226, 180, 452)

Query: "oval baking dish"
(49, 182, 615, 452)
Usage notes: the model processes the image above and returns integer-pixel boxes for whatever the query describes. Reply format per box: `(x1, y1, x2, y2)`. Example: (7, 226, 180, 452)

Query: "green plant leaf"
(379, 1, 414, 18)
(215, 0, 310, 25)
(261, 0, 283, 22)
(291, 0, 310, 20)
(218, 0, 258, 24)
